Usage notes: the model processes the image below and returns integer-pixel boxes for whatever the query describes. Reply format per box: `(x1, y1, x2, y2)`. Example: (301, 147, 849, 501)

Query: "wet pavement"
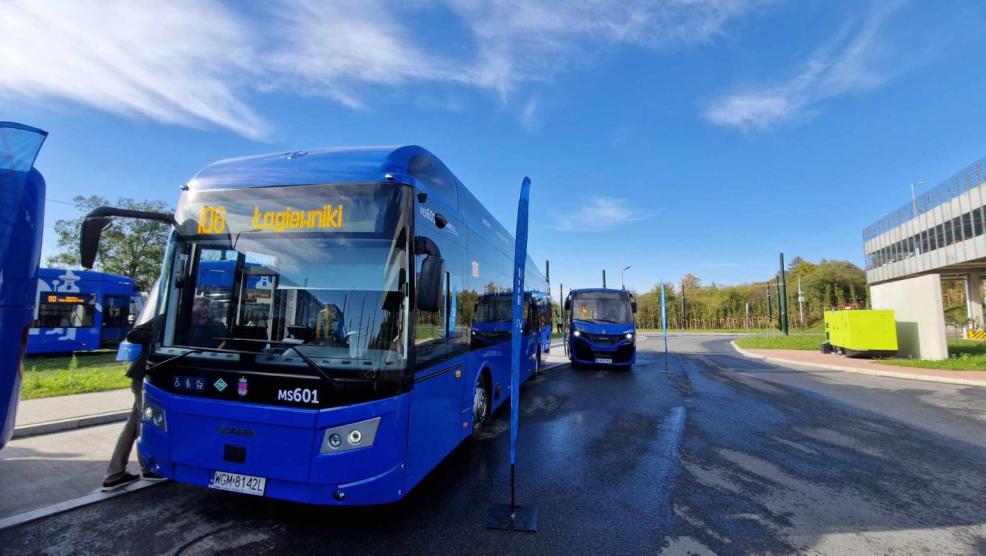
(2, 335, 984, 555)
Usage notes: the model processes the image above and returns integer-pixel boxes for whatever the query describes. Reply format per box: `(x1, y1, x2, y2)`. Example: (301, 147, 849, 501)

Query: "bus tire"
(471, 370, 491, 438)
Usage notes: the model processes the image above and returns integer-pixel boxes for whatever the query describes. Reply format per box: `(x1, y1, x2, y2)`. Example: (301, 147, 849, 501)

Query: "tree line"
(632, 258, 869, 330)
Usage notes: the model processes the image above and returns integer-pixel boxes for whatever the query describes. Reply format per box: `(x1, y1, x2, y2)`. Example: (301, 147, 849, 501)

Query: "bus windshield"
(475, 294, 513, 322)
(572, 292, 630, 324)
(157, 183, 410, 375)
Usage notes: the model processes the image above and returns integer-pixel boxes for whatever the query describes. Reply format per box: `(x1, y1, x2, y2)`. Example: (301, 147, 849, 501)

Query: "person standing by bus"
(102, 315, 164, 490)
(555, 313, 563, 334)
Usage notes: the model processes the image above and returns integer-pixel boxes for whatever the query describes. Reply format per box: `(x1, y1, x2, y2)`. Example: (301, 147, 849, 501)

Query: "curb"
(730, 341, 986, 388)
(0, 479, 164, 531)
(12, 410, 130, 440)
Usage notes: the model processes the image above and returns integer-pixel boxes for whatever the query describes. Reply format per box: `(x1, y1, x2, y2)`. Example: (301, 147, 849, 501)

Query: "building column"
(870, 274, 949, 360)
(966, 274, 984, 333)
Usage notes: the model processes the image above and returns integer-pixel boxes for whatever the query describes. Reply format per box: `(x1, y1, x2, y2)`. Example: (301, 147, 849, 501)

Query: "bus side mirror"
(564, 298, 571, 311)
(417, 256, 444, 312)
(80, 216, 110, 269)
(631, 301, 638, 314)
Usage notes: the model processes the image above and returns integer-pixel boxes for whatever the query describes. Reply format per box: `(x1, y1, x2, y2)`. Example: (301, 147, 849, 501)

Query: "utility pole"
(779, 253, 789, 336)
(602, 270, 606, 289)
(797, 276, 805, 329)
(766, 281, 773, 326)
(681, 281, 686, 330)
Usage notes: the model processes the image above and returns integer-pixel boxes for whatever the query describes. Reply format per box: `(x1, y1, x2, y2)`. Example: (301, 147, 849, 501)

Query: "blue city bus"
(0, 122, 47, 449)
(470, 291, 552, 358)
(565, 288, 637, 370)
(27, 268, 143, 354)
(80, 146, 549, 505)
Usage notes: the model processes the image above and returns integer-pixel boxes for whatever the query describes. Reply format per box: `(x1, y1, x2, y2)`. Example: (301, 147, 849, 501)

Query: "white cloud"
(704, 0, 906, 131)
(0, 0, 267, 139)
(551, 196, 650, 231)
(0, 0, 769, 139)
(262, 0, 459, 108)
(447, 0, 769, 96)
(519, 97, 540, 130)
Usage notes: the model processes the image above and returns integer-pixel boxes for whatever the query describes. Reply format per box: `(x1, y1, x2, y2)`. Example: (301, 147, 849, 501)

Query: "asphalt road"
(3, 335, 985, 555)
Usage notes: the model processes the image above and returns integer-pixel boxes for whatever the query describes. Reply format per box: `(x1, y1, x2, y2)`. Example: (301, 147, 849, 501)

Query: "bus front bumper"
(569, 337, 636, 366)
(138, 382, 410, 506)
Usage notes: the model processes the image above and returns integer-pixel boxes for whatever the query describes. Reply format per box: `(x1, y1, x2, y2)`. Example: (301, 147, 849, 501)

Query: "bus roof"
(188, 145, 448, 192)
(570, 288, 630, 295)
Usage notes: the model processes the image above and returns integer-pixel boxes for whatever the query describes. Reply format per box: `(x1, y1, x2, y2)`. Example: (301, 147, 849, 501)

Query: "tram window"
(36, 299, 95, 328)
(102, 295, 130, 328)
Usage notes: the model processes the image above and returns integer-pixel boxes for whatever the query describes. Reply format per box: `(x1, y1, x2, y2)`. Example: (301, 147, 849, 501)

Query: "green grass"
(736, 335, 986, 371)
(734, 334, 826, 351)
(21, 351, 130, 400)
(879, 340, 986, 371)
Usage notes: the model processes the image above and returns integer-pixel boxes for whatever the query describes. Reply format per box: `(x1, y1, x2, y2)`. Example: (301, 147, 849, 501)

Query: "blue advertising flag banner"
(661, 284, 669, 372)
(510, 177, 530, 466)
(486, 176, 538, 532)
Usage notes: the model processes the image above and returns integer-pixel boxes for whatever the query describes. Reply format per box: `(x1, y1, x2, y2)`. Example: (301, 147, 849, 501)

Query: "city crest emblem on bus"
(237, 377, 248, 397)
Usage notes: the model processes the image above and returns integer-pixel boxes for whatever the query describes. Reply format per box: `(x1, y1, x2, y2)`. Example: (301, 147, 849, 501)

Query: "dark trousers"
(104, 379, 142, 482)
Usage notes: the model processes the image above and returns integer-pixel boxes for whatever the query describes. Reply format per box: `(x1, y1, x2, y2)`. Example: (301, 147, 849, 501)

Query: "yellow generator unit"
(822, 310, 898, 357)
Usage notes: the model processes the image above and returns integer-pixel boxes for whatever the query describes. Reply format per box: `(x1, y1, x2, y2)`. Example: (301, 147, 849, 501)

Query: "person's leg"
(103, 379, 142, 483)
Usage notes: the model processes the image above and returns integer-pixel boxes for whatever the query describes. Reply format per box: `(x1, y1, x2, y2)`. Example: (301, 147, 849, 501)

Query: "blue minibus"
(27, 268, 143, 354)
(565, 288, 637, 369)
(80, 146, 548, 505)
(0, 122, 47, 449)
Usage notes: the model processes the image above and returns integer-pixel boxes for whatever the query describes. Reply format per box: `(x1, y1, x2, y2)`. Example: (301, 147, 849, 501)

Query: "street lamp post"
(911, 180, 926, 218)
(621, 266, 631, 290)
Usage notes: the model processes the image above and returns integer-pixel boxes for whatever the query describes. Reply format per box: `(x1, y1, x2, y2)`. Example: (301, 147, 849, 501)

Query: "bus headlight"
(320, 417, 380, 453)
(573, 330, 581, 337)
(141, 400, 167, 432)
(625, 332, 634, 340)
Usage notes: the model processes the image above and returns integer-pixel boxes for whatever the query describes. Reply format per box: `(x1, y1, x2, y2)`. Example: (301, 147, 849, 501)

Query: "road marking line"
(0, 479, 166, 531)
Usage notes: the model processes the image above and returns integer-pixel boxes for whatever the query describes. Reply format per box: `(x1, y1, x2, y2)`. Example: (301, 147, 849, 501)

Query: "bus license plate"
(209, 471, 266, 496)
(596, 358, 613, 364)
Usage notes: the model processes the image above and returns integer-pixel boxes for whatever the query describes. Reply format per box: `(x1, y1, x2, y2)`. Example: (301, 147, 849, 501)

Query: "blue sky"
(3, 0, 986, 293)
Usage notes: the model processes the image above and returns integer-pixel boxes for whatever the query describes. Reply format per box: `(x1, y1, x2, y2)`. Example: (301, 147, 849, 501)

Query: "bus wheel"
(472, 373, 490, 435)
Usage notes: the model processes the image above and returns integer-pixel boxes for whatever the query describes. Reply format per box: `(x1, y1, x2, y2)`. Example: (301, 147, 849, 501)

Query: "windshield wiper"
(212, 337, 352, 390)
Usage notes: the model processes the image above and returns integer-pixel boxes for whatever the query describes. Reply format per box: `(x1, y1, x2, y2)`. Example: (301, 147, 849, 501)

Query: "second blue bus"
(565, 288, 637, 370)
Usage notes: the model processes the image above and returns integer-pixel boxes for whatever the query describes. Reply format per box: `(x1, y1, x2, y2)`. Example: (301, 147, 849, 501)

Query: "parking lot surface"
(2, 335, 984, 555)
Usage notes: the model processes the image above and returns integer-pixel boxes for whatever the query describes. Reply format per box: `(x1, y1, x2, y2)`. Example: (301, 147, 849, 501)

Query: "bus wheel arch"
(472, 367, 493, 434)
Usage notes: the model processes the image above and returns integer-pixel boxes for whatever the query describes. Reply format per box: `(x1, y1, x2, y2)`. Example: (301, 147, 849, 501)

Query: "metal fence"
(863, 155, 986, 241)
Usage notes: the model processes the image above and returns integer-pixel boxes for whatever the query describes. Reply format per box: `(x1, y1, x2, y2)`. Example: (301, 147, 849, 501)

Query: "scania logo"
(217, 424, 255, 438)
